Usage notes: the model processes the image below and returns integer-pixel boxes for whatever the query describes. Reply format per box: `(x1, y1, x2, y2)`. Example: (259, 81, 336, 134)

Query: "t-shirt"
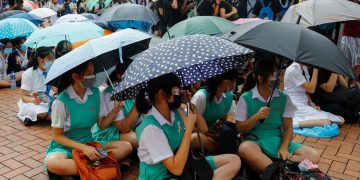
(220, 0, 247, 18)
(166, 0, 185, 27)
(311, 69, 331, 103)
(197, 0, 214, 16)
(252, 0, 280, 17)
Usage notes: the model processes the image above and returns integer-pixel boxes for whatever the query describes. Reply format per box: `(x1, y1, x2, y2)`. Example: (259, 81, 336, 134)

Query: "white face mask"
(268, 73, 279, 90)
(80, 75, 96, 88)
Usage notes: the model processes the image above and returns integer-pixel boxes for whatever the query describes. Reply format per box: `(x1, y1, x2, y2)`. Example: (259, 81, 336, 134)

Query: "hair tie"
(144, 91, 149, 100)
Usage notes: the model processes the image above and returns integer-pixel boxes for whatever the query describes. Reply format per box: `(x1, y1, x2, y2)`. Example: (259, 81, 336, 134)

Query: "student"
(92, 0, 105, 14)
(92, 61, 140, 149)
(284, 62, 345, 128)
(17, 47, 54, 126)
(0, 39, 13, 87)
(55, 40, 72, 59)
(45, 61, 132, 177)
(191, 69, 238, 152)
(235, 54, 320, 173)
(7, 37, 31, 76)
(135, 73, 241, 180)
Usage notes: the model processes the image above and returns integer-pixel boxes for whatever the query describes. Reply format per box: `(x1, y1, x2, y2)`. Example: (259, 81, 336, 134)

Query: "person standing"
(59, 0, 76, 16)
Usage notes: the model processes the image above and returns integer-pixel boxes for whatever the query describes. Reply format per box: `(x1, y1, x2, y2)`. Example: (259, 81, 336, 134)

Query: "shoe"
(23, 118, 32, 126)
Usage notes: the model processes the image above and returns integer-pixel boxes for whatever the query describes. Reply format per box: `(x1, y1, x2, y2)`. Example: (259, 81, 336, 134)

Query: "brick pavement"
(1, 88, 360, 179)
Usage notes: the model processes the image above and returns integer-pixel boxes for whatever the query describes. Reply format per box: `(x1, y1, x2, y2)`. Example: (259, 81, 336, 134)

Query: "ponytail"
(240, 71, 256, 95)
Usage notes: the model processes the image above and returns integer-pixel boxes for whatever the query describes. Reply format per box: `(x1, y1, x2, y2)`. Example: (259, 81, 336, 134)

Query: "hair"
(0, 39, 11, 47)
(107, 59, 133, 85)
(135, 73, 181, 114)
(11, 37, 25, 49)
(205, 69, 238, 102)
(57, 61, 94, 94)
(240, 53, 277, 95)
(27, 47, 54, 70)
(8, 0, 23, 8)
(55, 40, 72, 59)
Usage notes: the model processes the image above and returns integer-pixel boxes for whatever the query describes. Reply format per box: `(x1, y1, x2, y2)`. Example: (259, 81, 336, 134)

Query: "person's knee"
(228, 154, 241, 170)
(46, 156, 63, 174)
(308, 148, 320, 164)
(238, 142, 255, 158)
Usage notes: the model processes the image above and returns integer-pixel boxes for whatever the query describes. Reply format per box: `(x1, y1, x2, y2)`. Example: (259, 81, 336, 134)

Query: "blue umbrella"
(7, 13, 43, 26)
(112, 34, 253, 100)
(108, 20, 152, 32)
(0, 18, 38, 40)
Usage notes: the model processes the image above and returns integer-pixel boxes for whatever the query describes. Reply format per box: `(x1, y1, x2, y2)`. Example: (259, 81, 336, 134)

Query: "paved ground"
(1, 88, 360, 179)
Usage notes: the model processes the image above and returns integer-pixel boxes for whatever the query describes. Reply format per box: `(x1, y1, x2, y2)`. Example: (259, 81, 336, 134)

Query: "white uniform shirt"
(99, 91, 125, 121)
(234, 85, 296, 122)
(137, 107, 177, 164)
(51, 85, 96, 132)
(0, 52, 8, 80)
(21, 67, 46, 95)
(284, 62, 310, 104)
(191, 90, 234, 115)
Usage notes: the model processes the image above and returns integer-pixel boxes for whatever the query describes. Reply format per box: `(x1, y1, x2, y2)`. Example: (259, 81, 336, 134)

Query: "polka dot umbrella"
(0, 18, 38, 40)
(112, 34, 254, 101)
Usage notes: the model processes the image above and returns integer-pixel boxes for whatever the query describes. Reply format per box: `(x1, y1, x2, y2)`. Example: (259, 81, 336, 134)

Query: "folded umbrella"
(55, 14, 89, 24)
(28, 8, 57, 18)
(7, 12, 43, 26)
(0, 18, 38, 40)
(112, 34, 253, 100)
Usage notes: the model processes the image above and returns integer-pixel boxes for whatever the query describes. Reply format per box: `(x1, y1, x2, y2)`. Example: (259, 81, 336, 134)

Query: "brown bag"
(72, 142, 121, 180)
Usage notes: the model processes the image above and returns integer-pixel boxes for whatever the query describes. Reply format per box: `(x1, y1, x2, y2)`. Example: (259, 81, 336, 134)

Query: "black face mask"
(168, 95, 182, 110)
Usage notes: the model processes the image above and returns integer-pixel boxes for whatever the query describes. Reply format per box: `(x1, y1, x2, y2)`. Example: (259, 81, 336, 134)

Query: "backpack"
(258, 0, 274, 20)
(62, 2, 72, 15)
(217, 121, 240, 154)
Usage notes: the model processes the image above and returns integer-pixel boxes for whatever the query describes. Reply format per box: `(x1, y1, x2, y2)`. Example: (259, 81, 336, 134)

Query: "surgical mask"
(168, 95, 182, 110)
(44, 61, 53, 72)
(80, 75, 96, 88)
(20, 44, 27, 51)
(268, 76, 279, 90)
(3, 48, 12, 55)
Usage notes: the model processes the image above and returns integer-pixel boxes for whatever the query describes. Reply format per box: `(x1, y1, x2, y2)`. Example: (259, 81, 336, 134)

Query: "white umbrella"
(55, 14, 89, 24)
(28, 8, 57, 18)
(282, 0, 360, 27)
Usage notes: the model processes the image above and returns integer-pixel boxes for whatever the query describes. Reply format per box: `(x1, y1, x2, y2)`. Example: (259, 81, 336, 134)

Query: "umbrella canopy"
(55, 14, 89, 24)
(162, 16, 237, 40)
(112, 34, 253, 101)
(82, 13, 99, 21)
(45, 28, 152, 86)
(281, 0, 360, 26)
(233, 18, 261, 25)
(0, 10, 24, 20)
(7, 12, 43, 26)
(23, 0, 39, 11)
(24, 21, 105, 48)
(0, 18, 38, 40)
(28, 8, 57, 18)
(85, 0, 112, 11)
(97, 4, 159, 25)
(220, 21, 356, 79)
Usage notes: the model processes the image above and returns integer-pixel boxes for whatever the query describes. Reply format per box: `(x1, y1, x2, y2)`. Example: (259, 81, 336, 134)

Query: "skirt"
(17, 99, 49, 122)
(341, 36, 360, 67)
(293, 103, 344, 124)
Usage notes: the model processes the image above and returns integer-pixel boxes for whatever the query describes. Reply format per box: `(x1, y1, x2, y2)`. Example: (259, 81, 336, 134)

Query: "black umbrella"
(112, 34, 253, 101)
(220, 20, 356, 79)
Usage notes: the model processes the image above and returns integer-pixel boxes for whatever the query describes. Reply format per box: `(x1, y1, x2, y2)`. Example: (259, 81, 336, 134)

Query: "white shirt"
(234, 85, 296, 122)
(0, 52, 8, 80)
(284, 62, 310, 104)
(137, 107, 177, 164)
(191, 90, 232, 115)
(21, 67, 47, 95)
(51, 85, 96, 132)
(99, 91, 125, 121)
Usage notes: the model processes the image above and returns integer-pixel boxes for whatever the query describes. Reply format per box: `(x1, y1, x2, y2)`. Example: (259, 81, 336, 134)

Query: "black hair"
(8, 0, 23, 8)
(107, 59, 133, 85)
(205, 69, 238, 102)
(55, 40, 72, 58)
(240, 53, 277, 95)
(0, 39, 11, 46)
(135, 73, 181, 114)
(57, 61, 95, 94)
(27, 47, 54, 70)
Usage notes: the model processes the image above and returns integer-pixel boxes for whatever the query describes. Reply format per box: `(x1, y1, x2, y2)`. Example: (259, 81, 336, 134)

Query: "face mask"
(80, 75, 96, 88)
(20, 44, 27, 51)
(268, 76, 279, 90)
(3, 48, 12, 55)
(44, 61, 53, 72)
(168, 95, 182, 110)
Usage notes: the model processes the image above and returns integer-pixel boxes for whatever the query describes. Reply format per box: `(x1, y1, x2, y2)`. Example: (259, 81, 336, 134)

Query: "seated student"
(284, 62, 344, 128)
(7, 37, 31, 77)
(191, 69, 238, 152)
(45, 61, 132, 177)
(0, 39, 14, 87)
(55, 40, 72, 59)
(135, 73, 241, 180)
(17, 47, 54, 126)
(92, 61, 140, 149)
(235, 54, 320, 174)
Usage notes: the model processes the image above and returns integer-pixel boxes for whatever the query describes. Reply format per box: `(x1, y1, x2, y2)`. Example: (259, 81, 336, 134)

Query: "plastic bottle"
(10, 71, 16, 90)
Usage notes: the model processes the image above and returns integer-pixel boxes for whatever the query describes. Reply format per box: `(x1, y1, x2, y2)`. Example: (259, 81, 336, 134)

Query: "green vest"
(136, 110, 184, 180)
(199, 89, 233, 128)
(242, 89, 287, 138)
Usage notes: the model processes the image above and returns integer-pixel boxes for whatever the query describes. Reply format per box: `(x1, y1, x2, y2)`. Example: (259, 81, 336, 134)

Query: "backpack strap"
(260, 0, 266, 7)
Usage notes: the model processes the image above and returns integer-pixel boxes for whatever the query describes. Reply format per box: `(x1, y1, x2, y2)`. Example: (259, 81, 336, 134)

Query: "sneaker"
(23, 118, 32, 126)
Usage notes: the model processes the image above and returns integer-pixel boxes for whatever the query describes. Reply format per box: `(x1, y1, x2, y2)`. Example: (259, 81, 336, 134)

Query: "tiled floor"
(1, 88, 360, 179)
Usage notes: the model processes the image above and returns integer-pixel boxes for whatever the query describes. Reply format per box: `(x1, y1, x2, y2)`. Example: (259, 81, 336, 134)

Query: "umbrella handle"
(103, 65, 114, 89)
(296, 15, 302, 24)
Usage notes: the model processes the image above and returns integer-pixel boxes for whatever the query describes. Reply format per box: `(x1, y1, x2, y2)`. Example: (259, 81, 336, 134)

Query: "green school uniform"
(198, 89, 233, 128)
(136, 110, 216, 180)
(242, 90, 303, 159)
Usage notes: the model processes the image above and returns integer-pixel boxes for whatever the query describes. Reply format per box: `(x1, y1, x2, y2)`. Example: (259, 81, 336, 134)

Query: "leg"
(106, 140, 132, 161)
(290, 146, 320, 164)
(46, 153, 78, 176)
(298, 119, 331, 128)
(212, 154, 241, 180)
(0, 79, 10, 88)
(190, 132, 217, 152)
(37, 112, 51, 121)
(238, 141, 272, 173)
(119, 131, 138, 149)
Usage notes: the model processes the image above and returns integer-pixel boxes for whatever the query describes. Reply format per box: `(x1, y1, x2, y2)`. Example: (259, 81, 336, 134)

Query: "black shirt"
(219, 0, 247, 18)
(166, 0, 185, 27)
(252, 0, 280, 17)
(197, 0, 214, 16)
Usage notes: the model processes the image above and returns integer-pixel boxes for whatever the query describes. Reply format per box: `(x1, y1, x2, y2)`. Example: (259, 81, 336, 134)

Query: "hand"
(255, 107, 270, 120)
(278, 148, 292, 160)
(113, 101, 124, 112)
(232, 7, 238, 14)
(180, 111, 197, 132)
(33, 98, 42, 105)
(180, 89, 192, 103)
(81, 145, 101, 161)
(215, 0, 220, 4)
(313, 105, 320, 111)
(16, 56, 21, 65)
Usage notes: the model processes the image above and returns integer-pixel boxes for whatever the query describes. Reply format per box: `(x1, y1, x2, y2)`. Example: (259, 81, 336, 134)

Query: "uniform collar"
(149, 106, 175, 126)
(251, 85, 279, 102)
(66, 84, 93, 100)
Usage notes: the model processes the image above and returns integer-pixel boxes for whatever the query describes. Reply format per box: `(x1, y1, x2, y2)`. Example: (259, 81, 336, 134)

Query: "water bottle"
(10, 71, 16, 90)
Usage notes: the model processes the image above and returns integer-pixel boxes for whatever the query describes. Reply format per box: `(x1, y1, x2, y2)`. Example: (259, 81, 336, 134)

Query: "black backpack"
(217, 121, 240, 154)
(62, 2, 72, 15)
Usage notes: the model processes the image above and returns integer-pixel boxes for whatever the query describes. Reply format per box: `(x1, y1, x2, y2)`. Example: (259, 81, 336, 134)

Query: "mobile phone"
(37, 92, 49, 103)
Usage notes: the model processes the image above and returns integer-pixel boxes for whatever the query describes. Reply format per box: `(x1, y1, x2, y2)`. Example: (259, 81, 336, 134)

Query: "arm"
(301, 68, 318, 94)
(21, 89, 41, 104)
(213, 0, 220, 16)
(319, 73, 338, 93)
(219, 7, 237, 19)
(337, 75, 348, 88)
(113, 105, 139, 133)
(236, 108, 265, 133)
(278, 117, 293, 160)
(97, 101, 123, 130)
(171, 0, 178, 9)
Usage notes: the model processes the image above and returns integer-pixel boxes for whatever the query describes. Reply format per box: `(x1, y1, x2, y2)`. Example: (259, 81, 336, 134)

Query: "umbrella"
(55, 14, 89, 24)
(108, 20, 152, 32)
(7, 12, 43, 26)
(28, 8, 57, 18)
(220, 20, 356, 79)
(0, 18, 38, 40)
(97, 4, 159, 25)
(24, 21, 105, 48)
(112, 34, 253, 101)
(233, 18, 261, 25)
(0, 10, 24, 20)
(85, 0, 112, 11)
(281, 0, 360, 27)
(45, 28, 152, 86)
(23, 0, 39, 11)
(82, 13, 99, 21)
(162, 16, 237, 40)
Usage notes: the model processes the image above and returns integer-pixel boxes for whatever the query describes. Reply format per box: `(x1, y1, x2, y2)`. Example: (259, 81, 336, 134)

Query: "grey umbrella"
(0, 10, 23, 20)
(220, 20, 356, 79)
(281, 0, 360, 26)
(97, 3, 159, 25)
